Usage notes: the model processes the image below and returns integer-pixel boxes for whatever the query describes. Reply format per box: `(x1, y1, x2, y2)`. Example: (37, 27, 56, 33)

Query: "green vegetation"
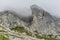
(0, 26, 25, 40)
(12, 26, 58, 40)
(12, 27, 27, 33)
(3, 36, 9, 40)
(0, 34, 3, 40)
(0, 27, 58, 40)
(35, 34, 57, 40)
(26, 31, 32, 36)
(0, 34, 9, 40)
(0, 30, 5, 32)
(35, 34, 44, 39)
(12, 27, 32, 36)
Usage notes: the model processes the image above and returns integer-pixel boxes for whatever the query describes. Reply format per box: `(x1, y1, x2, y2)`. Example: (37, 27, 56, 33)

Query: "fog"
(0, 0, 60, 17)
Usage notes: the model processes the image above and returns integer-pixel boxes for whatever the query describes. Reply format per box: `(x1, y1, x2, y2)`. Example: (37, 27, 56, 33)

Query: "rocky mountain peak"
(0, 5, 60, 40)
(30, 5, 60, 37)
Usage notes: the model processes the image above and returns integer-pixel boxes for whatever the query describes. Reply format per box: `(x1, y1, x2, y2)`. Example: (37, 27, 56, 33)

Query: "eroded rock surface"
(0, 5, 60, 39)
(30, 5, 60, 39)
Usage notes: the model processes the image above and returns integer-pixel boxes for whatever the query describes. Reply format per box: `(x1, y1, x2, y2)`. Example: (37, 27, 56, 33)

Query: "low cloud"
(0, 0, 60, 17)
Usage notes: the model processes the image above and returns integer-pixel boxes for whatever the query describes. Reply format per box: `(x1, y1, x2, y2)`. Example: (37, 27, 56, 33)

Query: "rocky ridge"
(0, 5, 60, 40)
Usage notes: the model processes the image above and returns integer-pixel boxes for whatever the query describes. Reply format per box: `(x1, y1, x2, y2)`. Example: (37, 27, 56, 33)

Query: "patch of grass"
(12, 26, 33, 37)
(35, 34, 43, 39)
(0, 34, 9, 40)
(26, 31, 32, 36)
(42, 35, 57, 40)
(0, 34, 3, 40)
(35, 34, 57, 40)
(3, 36, 9, 40)
(0, 30, 5, 32)
(12, 26, 58, 40)
(12, 27, 27, 33)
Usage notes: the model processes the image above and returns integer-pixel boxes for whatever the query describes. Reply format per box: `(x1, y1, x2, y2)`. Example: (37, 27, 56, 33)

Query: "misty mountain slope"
(0, 11, 57, 40)
(0, 10, 33, 29)
(30, 5, 60, 39)
(0, 5, 60, 40)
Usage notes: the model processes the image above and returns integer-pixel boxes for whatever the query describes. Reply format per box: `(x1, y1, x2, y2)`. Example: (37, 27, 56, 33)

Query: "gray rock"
(0, 5, 60, 39)
(0, 11, 32, 28)
(30, 4, 60, 37)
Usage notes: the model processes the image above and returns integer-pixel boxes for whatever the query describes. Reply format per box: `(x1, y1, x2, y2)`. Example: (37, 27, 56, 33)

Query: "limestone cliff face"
(30, 5, 60, 36)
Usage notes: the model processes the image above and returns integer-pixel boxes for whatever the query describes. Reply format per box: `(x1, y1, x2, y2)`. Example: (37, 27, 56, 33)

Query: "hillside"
(0, 5, 60, 40)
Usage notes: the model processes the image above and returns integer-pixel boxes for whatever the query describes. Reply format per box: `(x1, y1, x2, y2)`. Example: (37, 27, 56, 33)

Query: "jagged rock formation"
(30, 5, 55, 34)
(0, 11, 32, 29)
(0, 5, 60, 39)
(30, 5, 60, 39)
(0, 11, 21, 28)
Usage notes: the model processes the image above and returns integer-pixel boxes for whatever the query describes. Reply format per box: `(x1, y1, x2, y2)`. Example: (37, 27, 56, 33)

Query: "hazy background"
(0, 0, 60, 17)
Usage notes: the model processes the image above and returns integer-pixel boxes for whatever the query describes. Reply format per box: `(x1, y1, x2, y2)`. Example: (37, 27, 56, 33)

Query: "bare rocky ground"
(0, 5, 60, 40)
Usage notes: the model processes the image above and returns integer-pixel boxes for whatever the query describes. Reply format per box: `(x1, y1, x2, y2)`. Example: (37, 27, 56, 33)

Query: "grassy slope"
(0, 26, 58, 40)
(12, 27, 58, 40)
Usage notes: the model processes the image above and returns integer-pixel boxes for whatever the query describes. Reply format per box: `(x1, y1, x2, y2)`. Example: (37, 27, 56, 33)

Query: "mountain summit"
(0, 5, 60, 40)
(30, 4, 60, 39)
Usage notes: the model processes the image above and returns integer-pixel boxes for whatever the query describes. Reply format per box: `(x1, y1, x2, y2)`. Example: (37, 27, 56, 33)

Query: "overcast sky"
(0, 0, 60, 17)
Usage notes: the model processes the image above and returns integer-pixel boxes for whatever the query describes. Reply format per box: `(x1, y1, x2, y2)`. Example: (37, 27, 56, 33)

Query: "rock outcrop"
(0, 5, 60, 39)
(30, 5, 60, 39)
(0, 11, 32, 29)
